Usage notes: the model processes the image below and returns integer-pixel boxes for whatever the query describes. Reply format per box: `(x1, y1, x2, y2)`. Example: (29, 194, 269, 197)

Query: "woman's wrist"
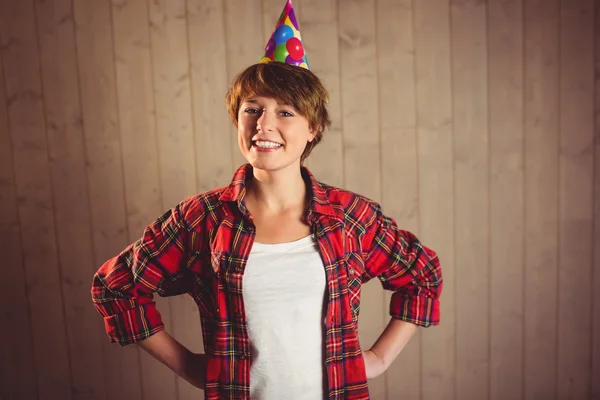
(137, 330, 206, 388)
(180, 351, 207, 388)
(362, 349, 388, 379)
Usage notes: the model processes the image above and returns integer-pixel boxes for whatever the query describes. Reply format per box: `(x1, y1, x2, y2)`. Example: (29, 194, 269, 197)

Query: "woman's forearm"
(137, 330, 206, 388)
(370, 318, 417, 368)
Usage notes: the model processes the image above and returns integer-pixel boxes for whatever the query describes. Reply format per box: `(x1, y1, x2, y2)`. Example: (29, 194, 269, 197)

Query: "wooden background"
(0, 0, 598, 399)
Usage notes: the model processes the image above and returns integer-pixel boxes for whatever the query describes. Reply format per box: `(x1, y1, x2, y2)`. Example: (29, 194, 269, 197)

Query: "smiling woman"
(90, 1, 442, 399)
(226, 62, 332, 165)
(235, 94, 314, 172)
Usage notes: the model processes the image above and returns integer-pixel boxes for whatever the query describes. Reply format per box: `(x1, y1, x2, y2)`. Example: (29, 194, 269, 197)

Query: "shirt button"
(240, 354, 247, 360)
(349, 268, 355, 275)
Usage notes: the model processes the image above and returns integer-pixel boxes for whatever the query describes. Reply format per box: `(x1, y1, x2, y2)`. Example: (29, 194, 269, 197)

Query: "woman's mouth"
(252, 140, 283, 151)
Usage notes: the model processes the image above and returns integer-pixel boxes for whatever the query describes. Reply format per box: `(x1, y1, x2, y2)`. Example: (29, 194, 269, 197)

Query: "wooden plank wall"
(0, 0, 597, 399)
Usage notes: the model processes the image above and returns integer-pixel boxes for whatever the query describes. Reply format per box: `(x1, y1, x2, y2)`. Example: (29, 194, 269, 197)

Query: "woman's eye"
(280, 111, 294, 117)
(244, 108, 260, 114)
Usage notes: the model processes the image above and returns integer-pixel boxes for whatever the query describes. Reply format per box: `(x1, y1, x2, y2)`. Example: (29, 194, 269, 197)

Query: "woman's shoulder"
(173, 186, 230, 230)
(316, 181, 382, 227)
(318, 181, 380, 208)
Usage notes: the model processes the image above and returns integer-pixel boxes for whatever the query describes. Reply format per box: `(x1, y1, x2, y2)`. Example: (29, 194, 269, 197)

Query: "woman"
(91, 61, 442, 400)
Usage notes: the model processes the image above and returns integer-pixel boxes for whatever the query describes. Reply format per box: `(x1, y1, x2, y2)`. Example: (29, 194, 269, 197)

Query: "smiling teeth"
(255, 141, 282, 148)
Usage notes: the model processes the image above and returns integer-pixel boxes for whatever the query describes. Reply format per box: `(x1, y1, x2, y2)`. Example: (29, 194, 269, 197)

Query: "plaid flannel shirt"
(91, 164, 442, 399)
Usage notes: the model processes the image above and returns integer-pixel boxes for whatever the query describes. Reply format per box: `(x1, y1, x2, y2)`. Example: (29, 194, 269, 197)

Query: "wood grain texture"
(0, 28, 37, 400)
(0, 1, 598, 398)
(338, 0, 380, 201)
(413, 0, 455, 398)
(557, 0, 595, 398)
(187, 0, 234, 192)
(72, 0, 142, 398)
(375, 0, 421, 398)
(488, 1, 525, 399)
(450, 1, 490, 399)
(147, 0, 201, 398)
(1, 0, 72, 398)
(111, 0, 163, 239)
(110, 0, 169, 399)
(34, 0, 108, 398)
(523, 1, 559, 399)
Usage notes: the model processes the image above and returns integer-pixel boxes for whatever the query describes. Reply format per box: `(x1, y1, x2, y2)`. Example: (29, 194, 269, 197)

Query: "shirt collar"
(219, 163, 340, 222)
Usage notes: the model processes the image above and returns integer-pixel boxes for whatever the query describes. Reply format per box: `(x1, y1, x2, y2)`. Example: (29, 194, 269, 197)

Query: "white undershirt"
(242, 235, 327, 400)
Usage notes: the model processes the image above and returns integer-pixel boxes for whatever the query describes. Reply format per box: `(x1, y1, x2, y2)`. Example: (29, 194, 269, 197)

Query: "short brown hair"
(225, 62, 332, 162)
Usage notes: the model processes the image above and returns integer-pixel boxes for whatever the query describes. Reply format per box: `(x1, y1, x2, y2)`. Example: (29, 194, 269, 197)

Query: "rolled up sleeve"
(362, 204, 442, 327)
(91, 204, 191, 345)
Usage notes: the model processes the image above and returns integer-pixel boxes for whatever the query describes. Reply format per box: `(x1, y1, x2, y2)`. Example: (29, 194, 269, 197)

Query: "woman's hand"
(362, 319, 418, 379)
(362, 349, 388, 379)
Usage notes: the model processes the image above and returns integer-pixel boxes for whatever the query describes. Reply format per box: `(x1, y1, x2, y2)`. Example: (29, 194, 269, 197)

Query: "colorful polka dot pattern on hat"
(259, 0, 309, 69)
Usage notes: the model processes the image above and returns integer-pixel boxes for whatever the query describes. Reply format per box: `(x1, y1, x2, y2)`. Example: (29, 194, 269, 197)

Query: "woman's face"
(237, 95, 314, 172)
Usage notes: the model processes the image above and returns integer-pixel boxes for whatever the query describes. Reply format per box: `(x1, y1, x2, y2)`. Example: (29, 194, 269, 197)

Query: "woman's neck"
(246, 164, 308, 214)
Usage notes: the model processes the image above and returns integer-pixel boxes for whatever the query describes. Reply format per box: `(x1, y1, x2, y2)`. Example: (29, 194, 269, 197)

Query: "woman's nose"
(256, 109, 273, 132)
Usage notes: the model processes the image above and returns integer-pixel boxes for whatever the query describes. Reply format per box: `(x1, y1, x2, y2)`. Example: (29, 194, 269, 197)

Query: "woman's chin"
(247, 160, 283, 172)
(245, 157, 300, 173)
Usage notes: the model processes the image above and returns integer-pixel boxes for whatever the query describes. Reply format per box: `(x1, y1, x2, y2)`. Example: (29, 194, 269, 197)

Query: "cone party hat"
(259, 0, 309, 69)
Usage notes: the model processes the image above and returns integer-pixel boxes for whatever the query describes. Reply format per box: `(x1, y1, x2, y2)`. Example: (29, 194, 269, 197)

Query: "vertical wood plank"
(147, 0, 201, 398)
(413, 1, 455, 399)
(0, 35, 37, 400)
(224, 0, 263, 168)
(72, 1, 142, 398)
(593, 2, 600, 398)
(148, 0, 198, 205)
(338, 0, 385, 397)
(375, 0, 421, 398)
(34, 0, 108, 398)
(450, 1, 490, 399)
(557, 0, 594, 398)
(488, 1, 524, 399)
(111, 0, 163, 245)
(262, 0, 282, 44)
(110, 0, 173, 399)
(523, 0, 559, 398)
(488, 1, 526, 399)
(187, 0, 234, 192)
(338, 0, 380, 201)
(300, 0, 344, 187)
(0, 1, 73, 398)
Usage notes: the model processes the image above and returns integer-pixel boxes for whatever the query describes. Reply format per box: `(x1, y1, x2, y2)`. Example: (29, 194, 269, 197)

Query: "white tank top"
(242, 235, 327, 399)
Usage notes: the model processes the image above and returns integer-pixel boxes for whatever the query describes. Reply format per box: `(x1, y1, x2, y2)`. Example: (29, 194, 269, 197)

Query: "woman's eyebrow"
(242, 98, 294, 108)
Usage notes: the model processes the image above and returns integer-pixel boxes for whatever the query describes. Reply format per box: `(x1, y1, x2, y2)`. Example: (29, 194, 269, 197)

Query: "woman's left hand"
(362, 349, 388, 379)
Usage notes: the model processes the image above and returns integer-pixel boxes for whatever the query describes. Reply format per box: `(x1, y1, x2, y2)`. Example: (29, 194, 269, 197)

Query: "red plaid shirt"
(91, 164, 442, 399)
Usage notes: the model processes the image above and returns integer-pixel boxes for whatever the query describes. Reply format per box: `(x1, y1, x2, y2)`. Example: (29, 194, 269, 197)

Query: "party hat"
(259, 0, 310, 69)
